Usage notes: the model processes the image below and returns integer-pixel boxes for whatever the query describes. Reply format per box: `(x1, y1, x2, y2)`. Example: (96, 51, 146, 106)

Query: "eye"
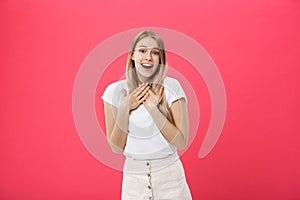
(152, 50, 160, 56)
(138, 48, 146, 53)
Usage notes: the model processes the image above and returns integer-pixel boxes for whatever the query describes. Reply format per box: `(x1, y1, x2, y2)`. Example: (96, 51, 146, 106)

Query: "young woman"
(102, 30, 192, 200)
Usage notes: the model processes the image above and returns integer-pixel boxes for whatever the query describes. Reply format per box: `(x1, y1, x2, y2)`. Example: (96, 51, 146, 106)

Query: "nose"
(144, 50, 152, 60)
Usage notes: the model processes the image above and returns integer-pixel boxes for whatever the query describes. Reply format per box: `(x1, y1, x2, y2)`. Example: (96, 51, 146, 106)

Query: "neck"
(137, 74, 149, 85)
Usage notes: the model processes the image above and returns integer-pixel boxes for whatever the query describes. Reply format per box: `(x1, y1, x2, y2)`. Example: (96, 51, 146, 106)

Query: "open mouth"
(141, 63, 153, 69)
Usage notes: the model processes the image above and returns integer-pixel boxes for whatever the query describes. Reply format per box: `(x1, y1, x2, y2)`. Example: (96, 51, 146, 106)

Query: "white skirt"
(122, 152, 192, 200)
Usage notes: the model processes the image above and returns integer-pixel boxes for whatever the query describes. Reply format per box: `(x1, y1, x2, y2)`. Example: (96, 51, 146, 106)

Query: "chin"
(136, 70, 153, 78)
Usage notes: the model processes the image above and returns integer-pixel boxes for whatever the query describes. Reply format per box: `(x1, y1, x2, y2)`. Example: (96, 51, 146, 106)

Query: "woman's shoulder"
(101, 79, 127, 107)
(163, 77, 187, 106)
(163, 77, 181, 89)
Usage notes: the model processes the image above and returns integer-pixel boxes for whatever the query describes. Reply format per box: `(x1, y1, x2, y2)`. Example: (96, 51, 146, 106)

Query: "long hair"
(126, 30, 174, 124)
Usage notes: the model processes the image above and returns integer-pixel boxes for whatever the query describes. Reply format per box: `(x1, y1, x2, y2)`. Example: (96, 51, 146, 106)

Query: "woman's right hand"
(121, 83, 150, 111)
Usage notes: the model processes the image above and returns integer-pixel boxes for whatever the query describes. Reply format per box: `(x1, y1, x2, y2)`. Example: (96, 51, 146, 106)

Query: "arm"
(144, 88, 189, 150)
(103, 83, 150, 153)
(104, 101, 129, 153)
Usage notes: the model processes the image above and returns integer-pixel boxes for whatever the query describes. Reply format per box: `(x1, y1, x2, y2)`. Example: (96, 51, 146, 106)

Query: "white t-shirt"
(101, 77, 187, 160)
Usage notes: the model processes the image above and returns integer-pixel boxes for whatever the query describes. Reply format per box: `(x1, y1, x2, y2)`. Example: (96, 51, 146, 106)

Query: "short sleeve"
(101, 80, 127, 108)
(164, 77, 188, 107)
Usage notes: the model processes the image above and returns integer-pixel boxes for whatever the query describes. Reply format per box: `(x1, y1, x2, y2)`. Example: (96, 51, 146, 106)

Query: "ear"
(131, 52, 135, 61)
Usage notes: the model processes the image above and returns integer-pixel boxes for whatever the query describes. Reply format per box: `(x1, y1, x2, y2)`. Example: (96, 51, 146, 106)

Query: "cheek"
(134, 52, 142, 60)
(154, 56, 160, 64)
(132, 56, 140, 66)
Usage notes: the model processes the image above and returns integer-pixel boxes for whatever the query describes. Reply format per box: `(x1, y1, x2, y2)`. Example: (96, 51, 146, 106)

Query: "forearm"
(109, 102, 129, 152)
(148, 106, 188, 150)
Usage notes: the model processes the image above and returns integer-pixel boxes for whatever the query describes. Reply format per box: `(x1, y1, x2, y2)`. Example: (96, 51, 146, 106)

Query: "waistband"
(123, 152, 179, 174)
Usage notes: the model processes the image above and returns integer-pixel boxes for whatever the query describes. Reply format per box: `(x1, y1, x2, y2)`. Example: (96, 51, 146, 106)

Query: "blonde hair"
(126, 30, 174, 124)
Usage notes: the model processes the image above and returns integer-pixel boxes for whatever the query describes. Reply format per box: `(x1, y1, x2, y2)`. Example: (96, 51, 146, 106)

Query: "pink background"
(1, 0, 299, 199)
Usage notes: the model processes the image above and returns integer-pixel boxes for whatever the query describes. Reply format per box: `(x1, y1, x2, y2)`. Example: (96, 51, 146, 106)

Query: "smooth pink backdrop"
(1, 0, 299, 199)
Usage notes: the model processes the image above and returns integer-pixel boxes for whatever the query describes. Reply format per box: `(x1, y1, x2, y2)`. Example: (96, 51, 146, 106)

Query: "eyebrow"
(136, 45, 160, 50)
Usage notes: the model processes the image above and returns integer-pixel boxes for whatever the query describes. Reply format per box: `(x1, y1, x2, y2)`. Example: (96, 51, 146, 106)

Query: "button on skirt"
(122, 153, 192, 200)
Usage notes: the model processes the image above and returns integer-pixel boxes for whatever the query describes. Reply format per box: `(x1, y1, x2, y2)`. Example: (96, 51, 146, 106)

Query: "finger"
(136, 86, 150, 100)
(131, 83, 144, 95)
(134, 83, 149, 96)
(158, 86, 164, 103)
(158, 86, 164, 96)
(137, 92, 149, 104)
(130, 83, 143, 95)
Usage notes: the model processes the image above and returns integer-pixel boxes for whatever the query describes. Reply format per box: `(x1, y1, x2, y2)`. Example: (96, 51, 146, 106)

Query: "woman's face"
(132, 37, 161, 82)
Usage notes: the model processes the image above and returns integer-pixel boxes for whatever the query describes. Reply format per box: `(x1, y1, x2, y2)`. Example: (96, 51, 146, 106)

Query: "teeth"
(142, 63, 153, 68)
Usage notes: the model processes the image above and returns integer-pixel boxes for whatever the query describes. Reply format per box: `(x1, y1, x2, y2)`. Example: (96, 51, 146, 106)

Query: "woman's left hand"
(143, 86, 164, 111)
